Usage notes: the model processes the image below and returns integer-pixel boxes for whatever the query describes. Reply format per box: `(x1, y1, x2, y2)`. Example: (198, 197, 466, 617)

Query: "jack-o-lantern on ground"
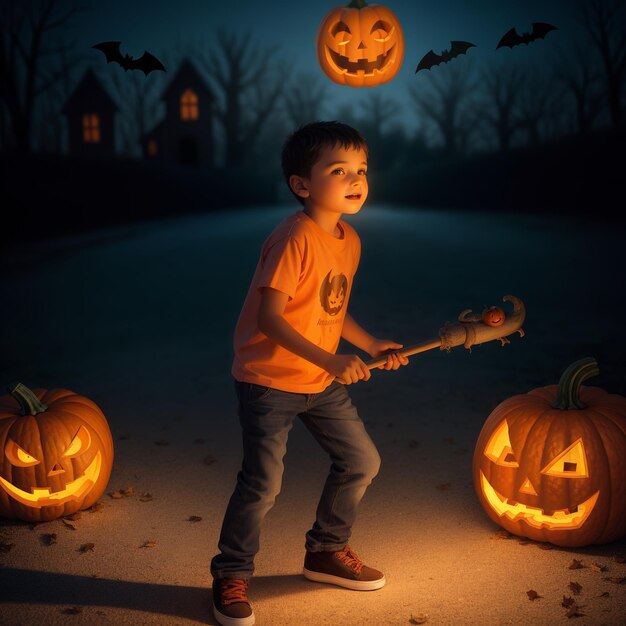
(472, 358, 626, 547)
(0, 383, 114, 522)
(316, 0, 405, 87)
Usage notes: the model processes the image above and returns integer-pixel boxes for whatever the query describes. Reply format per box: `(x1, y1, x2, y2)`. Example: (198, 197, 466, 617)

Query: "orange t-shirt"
(232, 210, 361, 393)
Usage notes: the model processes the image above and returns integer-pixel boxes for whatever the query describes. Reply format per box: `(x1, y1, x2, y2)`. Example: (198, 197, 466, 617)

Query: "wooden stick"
(365, 339, 442, 369)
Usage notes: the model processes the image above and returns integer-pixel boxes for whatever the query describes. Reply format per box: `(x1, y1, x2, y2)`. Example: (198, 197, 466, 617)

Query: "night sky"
(73, 0, 578, 133)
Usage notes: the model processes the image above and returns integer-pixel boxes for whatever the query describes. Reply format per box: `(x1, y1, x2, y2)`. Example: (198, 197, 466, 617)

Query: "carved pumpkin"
(482, 306, 505, 327)
(472, 358, 626, 547)
(320, 270, 348, 316)
(316, 0, 405, 87)
(0, 383, 114, 522)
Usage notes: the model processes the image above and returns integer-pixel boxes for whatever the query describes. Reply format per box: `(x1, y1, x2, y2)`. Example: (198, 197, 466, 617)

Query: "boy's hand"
(368, 339, 409, 371)
(326, 354, 371, 384)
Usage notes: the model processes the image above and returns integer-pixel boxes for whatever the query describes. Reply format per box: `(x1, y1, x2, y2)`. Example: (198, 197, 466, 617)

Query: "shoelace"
(336, 545, 364, 575)
(221, 579, 249, 606)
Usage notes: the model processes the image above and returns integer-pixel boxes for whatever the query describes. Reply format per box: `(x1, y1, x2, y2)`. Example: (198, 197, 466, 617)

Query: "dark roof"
(162, 59, 214, 101)
(62, 68, 118, 115)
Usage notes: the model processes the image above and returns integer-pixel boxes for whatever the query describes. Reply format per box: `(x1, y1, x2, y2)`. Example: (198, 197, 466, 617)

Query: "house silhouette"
(62, 68, 117, 157)
(143, 59, 215, 168)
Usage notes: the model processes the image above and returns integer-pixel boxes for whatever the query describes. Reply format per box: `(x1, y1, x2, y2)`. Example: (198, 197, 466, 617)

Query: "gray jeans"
(210, 379, 381, 579)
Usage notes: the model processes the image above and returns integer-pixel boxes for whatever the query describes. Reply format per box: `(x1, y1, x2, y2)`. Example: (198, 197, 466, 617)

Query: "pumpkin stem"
(551, 357, 599, 410)
(347, 0, 368, 7)
(7, 383, 48, 416)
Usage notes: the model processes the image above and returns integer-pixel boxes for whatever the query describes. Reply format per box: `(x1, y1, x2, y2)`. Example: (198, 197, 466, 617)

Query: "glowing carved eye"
(541, 438, 588, 478)
(484, 419, 519, 467)
(370, 20, 393, 42)
(5, 439, 40, 467)
(63, 425, 91, 458)
(331, 21, 351, 45)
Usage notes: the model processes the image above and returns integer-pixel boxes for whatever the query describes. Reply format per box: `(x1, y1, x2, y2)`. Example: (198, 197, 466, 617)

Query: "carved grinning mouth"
(480, 471, 599, 530)
(0, 451, 102, 508)
(327, 45, 395, 75)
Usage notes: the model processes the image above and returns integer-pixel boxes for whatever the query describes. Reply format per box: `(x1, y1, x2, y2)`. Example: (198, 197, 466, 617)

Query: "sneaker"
(303, 545, 386, 591)
(212, 578, 255, 626)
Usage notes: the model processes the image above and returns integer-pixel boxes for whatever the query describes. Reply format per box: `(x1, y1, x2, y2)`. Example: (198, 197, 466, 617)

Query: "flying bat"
(415, 41, 476, 73)
(92, 41, 166, 75)
(496, 23, 558, 50)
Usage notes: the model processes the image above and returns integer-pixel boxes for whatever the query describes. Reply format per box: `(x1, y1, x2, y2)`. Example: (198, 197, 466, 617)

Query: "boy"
(211, 121, 408, 626)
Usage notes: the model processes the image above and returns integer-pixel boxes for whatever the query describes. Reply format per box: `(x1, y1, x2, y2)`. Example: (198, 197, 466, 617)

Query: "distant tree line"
(1, 0, 624, 177)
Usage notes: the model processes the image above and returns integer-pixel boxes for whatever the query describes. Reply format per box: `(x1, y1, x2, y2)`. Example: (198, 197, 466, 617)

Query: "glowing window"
(180, 89, 198, 121)
(82, 114, 100, 143)
(147, 140, 158, 156)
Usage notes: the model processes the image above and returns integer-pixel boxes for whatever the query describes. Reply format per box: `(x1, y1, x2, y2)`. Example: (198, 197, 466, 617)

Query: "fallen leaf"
(526, 590, 542, 601)
(0, 542, 15, 553)
(65, 512, 82, 521)
(89, 502, 104, 513)
(604, 576, 626, 584)
(408, 440, 419, 449)
(41, 533, 57, 546)
(194, 438, 206, 444)
(597, 591, 610, 598)
(568, 559, 584, 569)
(565, 603, 585, 618)
(121, 486, 134, 497)
(187, 516, 202, 522)
(568, 581, 582, 595)
(561, 596, 575, 608)
(203, 455, 217, 466)
(538, 543, 553, 550)
(154, 439, 170, 446)
(61, 606, 82, 615)
(409, 614, 428, 624)
(140, 540, 157, 548)
(590, 561, 608, 572)
(436, 482, 451, 491)
(139, 493, 154, 502)
(62, 519, 77, 531)
(109, 491, 123, 499)
(79, 543, 95, 553)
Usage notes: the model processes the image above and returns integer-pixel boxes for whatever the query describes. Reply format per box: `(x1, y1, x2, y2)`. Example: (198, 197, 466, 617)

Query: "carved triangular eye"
(5, 439, 40, 467)
(484, 420, 519, 467)
(541, 438, 588, 478)
(63, 425, 91, 458)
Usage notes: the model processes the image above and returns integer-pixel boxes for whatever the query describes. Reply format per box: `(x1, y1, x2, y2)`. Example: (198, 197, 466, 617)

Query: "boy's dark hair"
(281, 121, 369, 206)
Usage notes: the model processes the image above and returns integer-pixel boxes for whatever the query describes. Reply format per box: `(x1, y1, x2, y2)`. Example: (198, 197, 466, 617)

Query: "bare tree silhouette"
(0, 0, 84, 153)
(105, 58, 169, 158)
(517, 66, 562, 145)
(282, 71, 328, 128)
(409, 60, 478, 156)
(554, 42, 604, 135)
(197, 30, 288, 167)
(476, 62, 525, 151)
(575, 0, 626, 129)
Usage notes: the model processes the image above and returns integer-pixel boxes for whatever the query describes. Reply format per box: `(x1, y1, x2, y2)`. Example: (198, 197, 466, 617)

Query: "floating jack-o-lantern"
(0, 383, 114, 522)
(472, 358, 626, 547)
(316, 0, 405, 87)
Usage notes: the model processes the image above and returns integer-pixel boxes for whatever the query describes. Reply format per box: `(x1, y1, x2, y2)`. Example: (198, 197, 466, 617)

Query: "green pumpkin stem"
(347, 0, 368, 8)
(551, 357, 599, 410)
(7, 382, 48, 416)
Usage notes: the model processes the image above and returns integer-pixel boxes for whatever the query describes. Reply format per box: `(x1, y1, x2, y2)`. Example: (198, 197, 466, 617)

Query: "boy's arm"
(342, 312, 409, 370)
(258, 287, 371, 384)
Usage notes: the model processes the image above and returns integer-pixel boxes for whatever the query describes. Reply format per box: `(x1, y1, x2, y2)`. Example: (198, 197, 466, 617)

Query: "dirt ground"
(1, 205, 625, 625)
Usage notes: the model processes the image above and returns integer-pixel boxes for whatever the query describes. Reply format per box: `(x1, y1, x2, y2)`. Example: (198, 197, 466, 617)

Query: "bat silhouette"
(92, 41, 166, 75)
(496, 23, 557, 49)
(415, 41, 476, 73)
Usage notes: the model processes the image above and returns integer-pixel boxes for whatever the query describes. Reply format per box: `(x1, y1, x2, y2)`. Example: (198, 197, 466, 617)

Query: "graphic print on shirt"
(319, 270, 348, 316)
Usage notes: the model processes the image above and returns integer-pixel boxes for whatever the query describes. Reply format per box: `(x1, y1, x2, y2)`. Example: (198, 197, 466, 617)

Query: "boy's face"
(293, 144, 368, 216)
